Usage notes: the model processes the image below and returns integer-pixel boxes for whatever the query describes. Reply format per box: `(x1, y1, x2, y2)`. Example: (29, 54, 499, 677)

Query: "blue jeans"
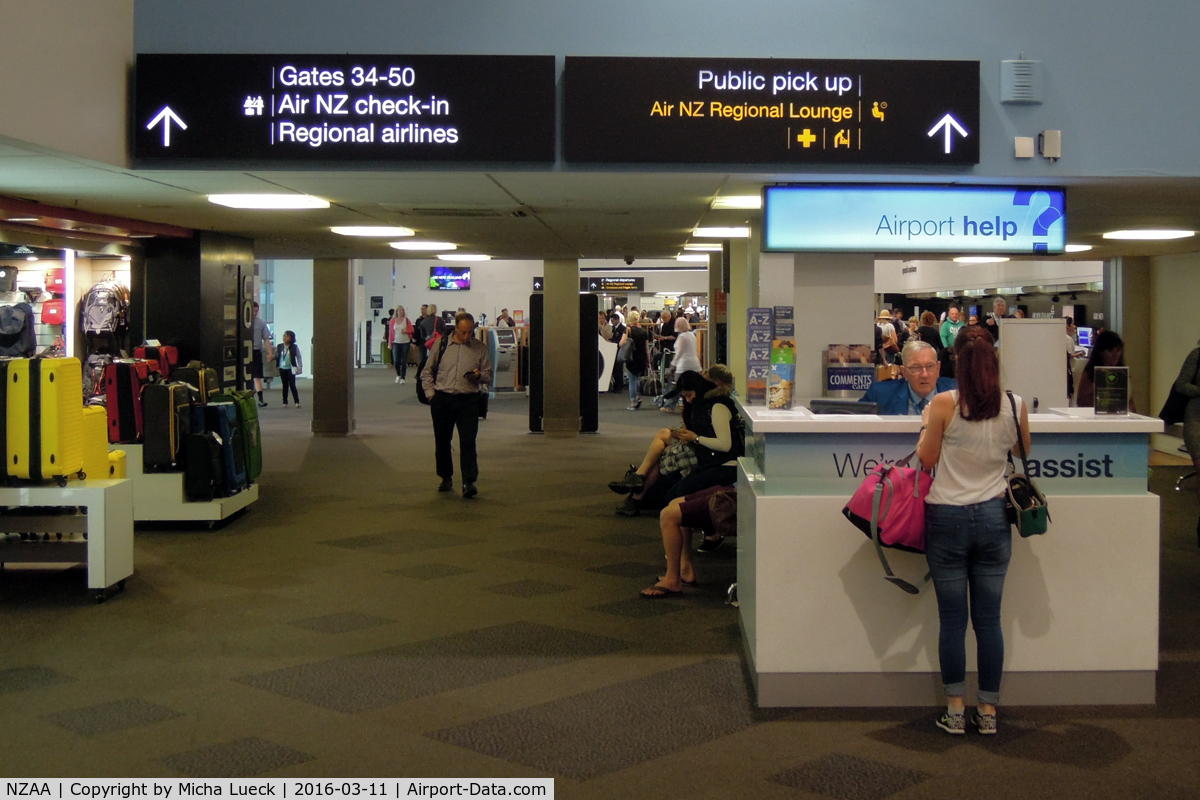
(392, 343, 410, 378)
(925, 498, 1012, 705)
(626, 365, 640, 404)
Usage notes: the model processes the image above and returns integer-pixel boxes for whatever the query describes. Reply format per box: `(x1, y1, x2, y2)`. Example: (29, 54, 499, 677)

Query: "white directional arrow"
(927, 113, 968, 154)
(146, 106, 187, 147)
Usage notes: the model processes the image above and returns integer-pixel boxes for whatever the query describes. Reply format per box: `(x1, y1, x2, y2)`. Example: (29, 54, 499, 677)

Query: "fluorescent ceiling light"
(26, 256, 37, 262)
(389, 240, 456, 251)
(208, 194, 329, 209)
(5, 217, 39, 223)
(121, 255, 132, 262)
(437, 253, 490, 261)
(1102, 229, 1195, 240)
(953, 256, 1010, 264)
(676, 254, 710, 262)
(1064, 244, 1093, 253)
(711, 195, 762, 210)
(331, 226, 414, 237)
(694, 226, 750, 238)
(683, 243, 723, 251)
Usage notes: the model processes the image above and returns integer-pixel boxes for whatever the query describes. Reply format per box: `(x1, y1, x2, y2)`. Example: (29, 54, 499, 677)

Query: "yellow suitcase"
(107, 450, 126, 479)
(80, 406, 108, 482)
(6, 357, 84, 484)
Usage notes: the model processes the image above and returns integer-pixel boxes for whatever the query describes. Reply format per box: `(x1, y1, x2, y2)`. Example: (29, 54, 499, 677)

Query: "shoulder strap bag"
(842, 444, 933, 595)
(1159, 349, 1200, 426)
(1005, 391, 1050, 537)
(416, 335, 450, 405)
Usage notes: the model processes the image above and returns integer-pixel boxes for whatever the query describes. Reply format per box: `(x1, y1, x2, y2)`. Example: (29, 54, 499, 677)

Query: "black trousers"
(280, 368, 299, 404)
(431, 391, 480, 482)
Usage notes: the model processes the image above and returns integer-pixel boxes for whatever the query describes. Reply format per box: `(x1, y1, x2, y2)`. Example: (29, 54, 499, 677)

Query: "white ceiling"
(4, 135, 1200, 263)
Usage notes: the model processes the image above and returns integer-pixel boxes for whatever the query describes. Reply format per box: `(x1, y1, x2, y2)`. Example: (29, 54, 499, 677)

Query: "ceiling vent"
(1000, 59, 1043, 104)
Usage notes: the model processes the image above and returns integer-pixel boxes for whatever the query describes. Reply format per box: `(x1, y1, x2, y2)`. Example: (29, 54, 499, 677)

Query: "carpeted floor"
(2, 369, 1200, 798)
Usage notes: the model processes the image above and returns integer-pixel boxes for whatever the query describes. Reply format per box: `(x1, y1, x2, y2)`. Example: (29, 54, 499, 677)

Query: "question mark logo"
(1013, 190, 1065, 253)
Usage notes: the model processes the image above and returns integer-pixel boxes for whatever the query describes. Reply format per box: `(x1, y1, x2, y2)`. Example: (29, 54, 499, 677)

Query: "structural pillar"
(312, 258, 355, 436)
(543, 258, 580, 436)
(1104, 256, 1152, 414)
(727, 231, 760, 386)
(706, 251, 725, 368)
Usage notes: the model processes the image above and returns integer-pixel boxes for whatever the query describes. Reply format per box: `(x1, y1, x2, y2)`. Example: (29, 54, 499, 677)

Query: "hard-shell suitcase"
(134, 345, 179, 380)
(143, 382, 191, 470)
(203, 402, 246, 495)
(214, 390, 261, 482)
(41, 298, 66, 326)
(80, 405, 109, 482)
(107, 449, 126, 479)
(105, 360, 151, 443)
(183, 432, 223, 502)
(6, 357, 84, 484)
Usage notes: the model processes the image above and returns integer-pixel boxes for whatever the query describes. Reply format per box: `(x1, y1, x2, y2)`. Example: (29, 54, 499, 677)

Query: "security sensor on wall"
(1039, 130, 1062, 161)
(624, 256, 635, 265)
(1014, 137, 1035, 159)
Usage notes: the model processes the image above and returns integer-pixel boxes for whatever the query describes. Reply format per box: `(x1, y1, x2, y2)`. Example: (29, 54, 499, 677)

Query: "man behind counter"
(860, 339, 957, 415)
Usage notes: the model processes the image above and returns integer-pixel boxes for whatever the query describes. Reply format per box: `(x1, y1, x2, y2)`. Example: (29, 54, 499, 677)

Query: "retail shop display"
(174, 361, 220, 400)
(105, 360, 152, 443)
(107, 449, 126, 479)
(0, 300, 36, 357)
(214, 390, 262, 481)
(204, 402, 248, 496)
(80, 280, 130, 354)
(80, 406, 110, 482)
(6, 357, 85, 485)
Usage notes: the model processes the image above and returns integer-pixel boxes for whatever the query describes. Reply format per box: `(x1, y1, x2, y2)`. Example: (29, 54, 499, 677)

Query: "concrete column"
(727, 231, 760, 386)
(706, 251, 724, 368)
(792, 253, 876, 400)
(542, 258, 580, 436)
(311, 258, 355, 436)
(1104, 256, 1152, 415)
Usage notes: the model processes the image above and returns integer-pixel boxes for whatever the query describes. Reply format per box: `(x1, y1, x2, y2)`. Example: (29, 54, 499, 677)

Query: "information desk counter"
(737, 403, 1162, 707)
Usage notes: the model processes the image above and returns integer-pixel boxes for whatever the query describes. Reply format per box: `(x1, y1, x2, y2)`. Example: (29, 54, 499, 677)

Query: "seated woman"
(660, 368, 743, 502)
(608, 365, 736, 517)
(641, 483, 734, 599)
(1075, 329, 1137, 411)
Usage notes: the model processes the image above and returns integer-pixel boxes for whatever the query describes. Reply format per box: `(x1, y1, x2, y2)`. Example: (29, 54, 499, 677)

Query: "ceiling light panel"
(1102, 229, 1195, 240)
(954, 256, 1010, 264)
(331, 226, 414, 237)
(694, 226, 750, 238)
(683, 243, 723, 251)
(208, 194, 329, 209)
(437, 253, 490, 261)
(1064, 244, 1093, 252)
(390, 240, 457, 251)
(711, 195, 762, 210)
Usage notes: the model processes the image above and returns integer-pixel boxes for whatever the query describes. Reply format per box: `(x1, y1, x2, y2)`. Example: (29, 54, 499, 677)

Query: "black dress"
(918, 325, 943, 352)
(626, 326, 649, 376)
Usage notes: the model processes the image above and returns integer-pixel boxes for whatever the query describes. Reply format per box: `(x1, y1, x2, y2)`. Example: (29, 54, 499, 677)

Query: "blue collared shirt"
(907, 384, 938, 416)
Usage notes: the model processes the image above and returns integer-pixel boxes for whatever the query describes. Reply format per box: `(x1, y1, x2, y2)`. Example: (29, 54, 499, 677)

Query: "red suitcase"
(134, 345, 179, 380)
(45, 268, 66, 295)
(41, 298, 66, 326)
(105, 360, 152, 443)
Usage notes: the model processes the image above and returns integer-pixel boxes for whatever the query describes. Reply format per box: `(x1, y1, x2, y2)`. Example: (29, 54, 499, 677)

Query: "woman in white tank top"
(917, 325, 1031, 737)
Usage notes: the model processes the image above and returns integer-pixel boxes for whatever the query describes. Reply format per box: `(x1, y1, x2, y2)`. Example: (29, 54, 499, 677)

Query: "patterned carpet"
(2, 369, 1199, 799)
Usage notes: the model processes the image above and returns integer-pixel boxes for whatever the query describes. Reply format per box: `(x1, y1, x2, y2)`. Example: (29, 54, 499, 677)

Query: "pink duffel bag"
(842, 450, 933, 594)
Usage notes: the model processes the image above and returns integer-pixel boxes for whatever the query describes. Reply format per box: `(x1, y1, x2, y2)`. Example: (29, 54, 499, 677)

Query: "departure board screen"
(133, 54, 556, 163)
(564, 57, 980, 165)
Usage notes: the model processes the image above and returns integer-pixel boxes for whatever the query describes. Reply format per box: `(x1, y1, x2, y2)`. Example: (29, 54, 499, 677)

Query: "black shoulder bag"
(416, 336, 449, 405)
(1005, 391, 1049, 537)
(1159, 349, 1200, 426)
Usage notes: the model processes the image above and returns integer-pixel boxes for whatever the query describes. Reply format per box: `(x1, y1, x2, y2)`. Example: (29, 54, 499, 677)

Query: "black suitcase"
(143, 382, 191, 470)
(183, 432, 225, 502)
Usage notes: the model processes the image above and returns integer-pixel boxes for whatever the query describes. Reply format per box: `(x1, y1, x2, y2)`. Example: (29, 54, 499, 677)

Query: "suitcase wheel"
(56, 476, 68, 488)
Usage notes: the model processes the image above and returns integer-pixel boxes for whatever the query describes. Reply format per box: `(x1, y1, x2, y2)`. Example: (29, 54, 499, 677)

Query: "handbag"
(1159, 351, 1200, 426)
(1005, 391, 1050, 537)
(842, 449, 933, 594)
(616, 338, 633, 362)
(660, 437, 699, 476)
(708, 489, 737, 539)
(478, 390, 489, 419)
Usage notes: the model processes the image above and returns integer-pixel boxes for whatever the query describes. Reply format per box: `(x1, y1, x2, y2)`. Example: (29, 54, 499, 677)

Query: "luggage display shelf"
(113, 444, 258, 525)
(0, 479, 134, 603)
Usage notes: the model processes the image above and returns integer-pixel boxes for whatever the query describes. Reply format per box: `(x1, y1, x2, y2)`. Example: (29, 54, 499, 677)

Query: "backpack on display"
(134, 345, 179, 380)
(41, 298, 66, 326)
(0, 268, 16, 294)
(0, 302, 36, 357)
(80, 281, 129, 336)
(83, 354, 114, 399)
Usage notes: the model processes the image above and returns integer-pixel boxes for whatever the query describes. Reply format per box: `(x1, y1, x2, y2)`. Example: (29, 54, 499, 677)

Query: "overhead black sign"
(580, 277, 646, 292)
(134, 54, 556, 163)
(532, 276, 544, 292)
(564, 57, 979, 165)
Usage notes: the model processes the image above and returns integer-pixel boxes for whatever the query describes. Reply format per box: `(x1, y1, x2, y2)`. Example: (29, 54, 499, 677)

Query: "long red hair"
(954, 325, 1000, 420)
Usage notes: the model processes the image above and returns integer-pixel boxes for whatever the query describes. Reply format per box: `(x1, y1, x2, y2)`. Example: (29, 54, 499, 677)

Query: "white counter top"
(739, 400, 1164, 434)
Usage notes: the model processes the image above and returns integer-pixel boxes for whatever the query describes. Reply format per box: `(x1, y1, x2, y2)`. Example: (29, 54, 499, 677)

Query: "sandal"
(640, 585, 683, 599)
(697, 535, 725, 553)
(660, 575, 697, 586)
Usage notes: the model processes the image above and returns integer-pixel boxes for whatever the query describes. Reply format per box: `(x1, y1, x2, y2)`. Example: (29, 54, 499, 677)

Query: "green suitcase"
(213, 390, 262, 482)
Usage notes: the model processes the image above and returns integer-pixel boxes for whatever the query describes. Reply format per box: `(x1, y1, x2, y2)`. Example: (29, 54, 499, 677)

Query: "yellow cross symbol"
(796, 128, 817, 148)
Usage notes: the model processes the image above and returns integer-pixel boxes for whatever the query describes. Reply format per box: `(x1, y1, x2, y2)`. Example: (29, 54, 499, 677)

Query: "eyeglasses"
(904, 363, 938, 374)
